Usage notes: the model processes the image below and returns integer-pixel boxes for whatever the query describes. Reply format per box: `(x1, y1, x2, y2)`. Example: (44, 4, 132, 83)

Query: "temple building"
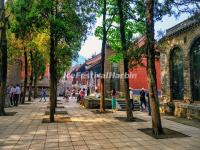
(159, 14, 200, 120)
(70, 43, 161, 97)
(104, 46, 126, 97)
(7, 58, 50, 89)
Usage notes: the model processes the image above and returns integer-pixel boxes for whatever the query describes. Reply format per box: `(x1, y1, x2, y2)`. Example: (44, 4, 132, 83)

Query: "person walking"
(63, 88, 66, 99)
(79, 88, 85, 106)
(129, 87, 134, 111)
(40, 88, 46, 102)
(72, 88, 76, 98)
(111, 89, 117, 112)
(77, 88, 81, 103)
(15, 84, 21, 106)
(9, 85, 14, 106)
(12, 85, 17, 106)
(140, 88, 146, 111)
(87, 87, 90, 96)
(65, 88, 70, 102)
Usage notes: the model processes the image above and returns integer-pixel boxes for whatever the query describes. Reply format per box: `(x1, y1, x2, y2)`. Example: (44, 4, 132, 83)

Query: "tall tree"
(10, 0, 35, 104)
(23, 47, 28, 103)
(117, 0, 133, 121)
(100, 0, 107, 112)
(28, 50, 33, 102)
(0, 0, 8, 115)
(49, 14, 56, 121)
(146, 0, 163, 135)
(33, 0, 96, 122)
(32, 50, 46, 99)
(31, 32, 48, 98)
(144, 0, 200, 135)
(95, 0, 146, 119)
(95, 0, 117, 112)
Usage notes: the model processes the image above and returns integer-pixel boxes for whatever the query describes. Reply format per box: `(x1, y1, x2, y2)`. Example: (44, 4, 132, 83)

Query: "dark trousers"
(140, 99, 146, 110)
(40, 95, 46, 101)
(130, 99, 134, 110)
(147, 97, 151, 115)
(14, 94, 19, 106)
(10, 96, 14, 106)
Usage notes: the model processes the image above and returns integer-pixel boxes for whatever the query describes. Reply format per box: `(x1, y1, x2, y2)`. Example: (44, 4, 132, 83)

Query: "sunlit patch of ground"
(42, 115, 113, 123)
(42, 116, 72, 123)
(165, 117, 200, 129)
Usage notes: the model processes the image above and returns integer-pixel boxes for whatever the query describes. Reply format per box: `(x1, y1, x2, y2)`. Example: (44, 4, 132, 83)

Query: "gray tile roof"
(166, 14, 200, 37)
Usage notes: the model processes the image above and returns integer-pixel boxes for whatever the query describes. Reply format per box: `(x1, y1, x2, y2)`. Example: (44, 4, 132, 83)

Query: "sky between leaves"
(3, 0, 191, 64)
(79, 13, 190, 59)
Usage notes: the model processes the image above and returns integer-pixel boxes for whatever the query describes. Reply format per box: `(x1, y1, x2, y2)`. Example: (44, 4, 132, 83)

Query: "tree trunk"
(54, 75, 57, 109)
(55, 80, 57, 108)
(49, 21, 56, 122)
(22, 49, 28, 104)
(28, 50, 33, 102)
(54, 36, 58, 109)
(146, 0, 163, 135)
(117, 0, 133, 121)
(0, 0, 7, 116)
(33, 77, 38, 98)
(100, 0, 107, 113)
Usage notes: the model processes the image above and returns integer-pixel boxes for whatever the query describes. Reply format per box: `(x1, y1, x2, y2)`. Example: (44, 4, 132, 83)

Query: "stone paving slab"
(0, 97, 200, 150)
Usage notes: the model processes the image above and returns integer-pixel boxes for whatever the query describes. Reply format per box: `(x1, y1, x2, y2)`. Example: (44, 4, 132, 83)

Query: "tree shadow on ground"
(114, 117, 146, 122)
(20, 102, 32, 105)
(46, 106, 65, 108)
(42, 116, 71, 123)
(138, 128, 190, 139)
(4, 112, 17, 116)
(45, 111, 68, 115)
(90, 109, 113, 114)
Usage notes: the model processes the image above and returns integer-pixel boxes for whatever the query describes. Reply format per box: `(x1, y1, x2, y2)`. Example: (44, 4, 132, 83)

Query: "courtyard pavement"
(0, 97, 200, 150)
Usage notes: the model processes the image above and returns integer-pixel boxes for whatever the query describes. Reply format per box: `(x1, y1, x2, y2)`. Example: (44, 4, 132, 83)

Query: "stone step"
(117, 100, 141, 111)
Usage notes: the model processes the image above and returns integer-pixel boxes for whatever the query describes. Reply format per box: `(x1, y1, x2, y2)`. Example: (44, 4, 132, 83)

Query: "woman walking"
(111, 89, 117, 112)
(79, 88, 85, 106)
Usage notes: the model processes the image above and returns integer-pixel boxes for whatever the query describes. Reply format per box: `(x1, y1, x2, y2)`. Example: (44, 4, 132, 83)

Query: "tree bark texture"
(0, 0, 7, 116)
(146, 0, 163, 135)
(33, 77, 38, 98)
(117, 0, 133, 121)
(100, 0, 107, 113)
(54, 73, 57, 109)
(49, 21, 56, 122)
(22, 49, 28, 104)
(28, 50, 33, 102)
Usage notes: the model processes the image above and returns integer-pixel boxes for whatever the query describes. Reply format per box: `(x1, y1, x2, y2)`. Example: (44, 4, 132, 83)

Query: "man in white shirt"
(11, 86, 17, 106)
(14, 84, 21, 106)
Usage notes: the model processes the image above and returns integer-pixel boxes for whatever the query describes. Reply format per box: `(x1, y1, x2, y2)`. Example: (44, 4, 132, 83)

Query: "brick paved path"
(0, 97, 200, 150)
